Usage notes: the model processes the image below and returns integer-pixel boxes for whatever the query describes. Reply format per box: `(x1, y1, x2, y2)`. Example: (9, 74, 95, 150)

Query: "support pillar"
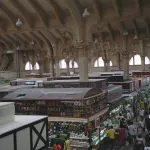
(103, 49, 109, 72)
(55, 61, 60, 77)
(104, 60, 108, 72)
(15, 51, 25, 78)
(65, 60, 70, 76)
(123, 53, 129, 80)
(141, 55, 145, 71)
(43, 57, 50, 73)
(122, 35, 129, 80)
(79, 56, 88, 82)
(118, 52, 121, 70)
(39, 60, 44, 76)
(139, 40, 145, 71)
(72, 60, 75, 74)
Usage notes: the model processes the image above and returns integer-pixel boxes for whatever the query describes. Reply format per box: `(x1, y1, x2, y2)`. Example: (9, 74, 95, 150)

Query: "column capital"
(121, 51, 129, 57)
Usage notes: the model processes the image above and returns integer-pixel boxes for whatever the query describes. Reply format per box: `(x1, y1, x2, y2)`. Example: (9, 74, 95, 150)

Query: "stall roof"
(46, 79, 106, 83)
(1, 88, 101, 101)
(0, 85, 34, 92)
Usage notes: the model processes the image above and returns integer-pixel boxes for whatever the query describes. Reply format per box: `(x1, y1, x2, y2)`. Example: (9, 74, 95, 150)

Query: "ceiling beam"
(134, 0, 142, 15)
(0, 2, 16, 27)
(42, 29, 59, 44)
(11, 34, 26, 46)
(0, 36, 12, 48)
(0, 17, 8, 31)
(5, 35, 18, 46)
(65, 0, 83, 26)
(112, 0, 121, 18)
(144, 17, 150, 36)
(10, 0, 33, 28)
(106, 22, 114, 39)
(21, 33, 32, 42)
(47, 0, 65, 25)
(15, 34, 27, 44)
(93, 0, 102, 21)
(28, 0, 49, 27)
(133, 20, 139, 34)
(29, 32, 44, 46)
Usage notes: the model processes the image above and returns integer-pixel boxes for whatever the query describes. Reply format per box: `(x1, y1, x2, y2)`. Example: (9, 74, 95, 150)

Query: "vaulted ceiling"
(0, 0, 150, 58)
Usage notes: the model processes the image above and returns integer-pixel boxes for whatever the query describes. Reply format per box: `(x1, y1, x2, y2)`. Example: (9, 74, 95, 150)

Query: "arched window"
(59, 59, 67, 69)
(129, 54, 141, 65)
(25, 61, 32, 70)
(94, 57, 104, 67)
(69, 60, 79, 68)
(34, 62, 40, 70)
(145, 56, 150, 65)
(110, 61, 113, 66)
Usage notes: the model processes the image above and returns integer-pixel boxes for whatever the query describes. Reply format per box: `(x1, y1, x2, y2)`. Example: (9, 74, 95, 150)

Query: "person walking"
(106, 126, 117, 150)
(53, 143, 62, 150)
(133, 134, 144, 150)
(64, 137, 71, 150)
(128, 121, 137, 144)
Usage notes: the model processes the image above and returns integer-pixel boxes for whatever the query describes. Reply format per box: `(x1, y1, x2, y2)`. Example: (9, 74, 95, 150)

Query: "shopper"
(144, 146, 150, 150)
(145, 115, 150, 132)
(145, 133, 150, 146)
(53, 143, 62, 150)
(128, 121, 137, 144)
(120, 118, 127, 128)
(133, 134, 144, 150)
(106, 126, 117, 150)
(127, 111, 132, 120)
(64, 137, 71, 150)
(139, 109, 145, 119)
(137, 122, 144, 136)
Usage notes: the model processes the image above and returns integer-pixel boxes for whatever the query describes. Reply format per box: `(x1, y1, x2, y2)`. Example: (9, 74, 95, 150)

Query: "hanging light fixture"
(94, 39, 98, 43)
(16, 18, 23, 28)
(16, 45, 20, 50)
(82, 8, 90, 18)
(31, 40, 35, 46)
(134, 34, 138, 40)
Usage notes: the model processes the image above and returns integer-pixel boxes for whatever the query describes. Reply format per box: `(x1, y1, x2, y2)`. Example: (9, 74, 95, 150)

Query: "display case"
(91, 129, 107, 149)
(70, 136, 90, 150)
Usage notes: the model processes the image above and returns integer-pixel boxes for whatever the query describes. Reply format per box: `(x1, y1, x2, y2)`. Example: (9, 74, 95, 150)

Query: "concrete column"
(13, 52, 17, 72)
(118, 52, 121, 70)
(122, 35, 129, 80)
(79, 56, 88, 82)
(43, 58, 50, 73)
(123, 53, 129, 80)
(103, 59, 109, 72)
(104, 60, 108, 72)
(71, 60, 75, 74)
(39, 60, 44, 76)
(107, 60, 111, 72)
(139, 40, 145, 71)
(65, 60, 70, 76)
(141, 55, 145, 71)
(55, 61, 60, 77)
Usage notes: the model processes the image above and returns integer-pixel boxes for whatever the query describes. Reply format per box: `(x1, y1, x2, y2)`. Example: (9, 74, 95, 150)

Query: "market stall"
(1, 87, 109, 149)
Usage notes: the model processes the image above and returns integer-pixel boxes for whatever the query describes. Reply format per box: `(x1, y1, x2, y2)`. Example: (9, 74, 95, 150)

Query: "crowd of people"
(102, 107, 150, 150)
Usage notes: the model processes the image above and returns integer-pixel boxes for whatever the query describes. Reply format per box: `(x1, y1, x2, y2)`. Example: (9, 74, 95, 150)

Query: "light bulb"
(82, 8, 90, 18)
(134, 34, 138, 40)
(16, 18, 23, 28)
